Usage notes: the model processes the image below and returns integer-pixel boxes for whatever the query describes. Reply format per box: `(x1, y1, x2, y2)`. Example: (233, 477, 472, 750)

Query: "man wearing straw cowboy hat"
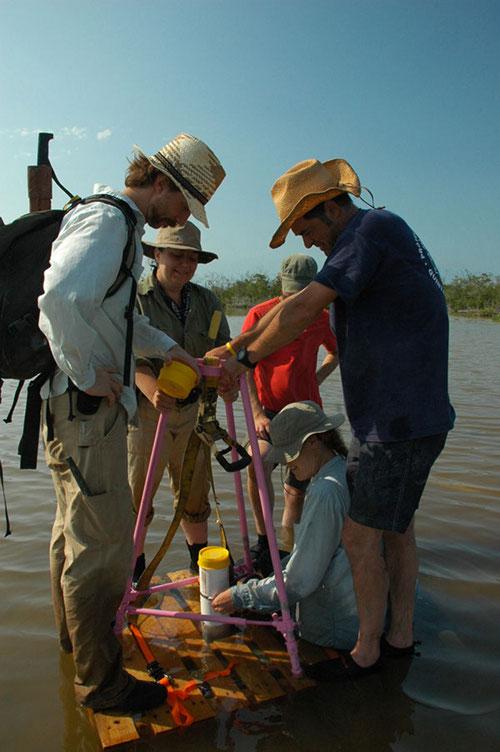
(214, 157, 454, 681)
(39, 133, 225, 712)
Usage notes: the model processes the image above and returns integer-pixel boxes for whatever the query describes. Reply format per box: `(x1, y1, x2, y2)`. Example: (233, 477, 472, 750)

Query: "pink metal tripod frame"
(115, 361, 302, 677)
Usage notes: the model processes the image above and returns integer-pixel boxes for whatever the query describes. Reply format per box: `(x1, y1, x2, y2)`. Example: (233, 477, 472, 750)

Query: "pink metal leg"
(114, 411, 169, 633)
(115, 363, 302, 677)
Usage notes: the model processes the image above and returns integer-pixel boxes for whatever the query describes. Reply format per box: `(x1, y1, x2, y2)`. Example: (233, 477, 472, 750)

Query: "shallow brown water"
(1, 316, 499, 751)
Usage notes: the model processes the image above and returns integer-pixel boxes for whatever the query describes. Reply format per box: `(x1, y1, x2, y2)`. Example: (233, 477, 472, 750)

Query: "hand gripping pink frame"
(115, 361, 302, 677)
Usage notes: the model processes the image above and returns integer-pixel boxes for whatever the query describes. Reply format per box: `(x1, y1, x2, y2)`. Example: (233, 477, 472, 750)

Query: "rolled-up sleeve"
(231, 479, 345, 612)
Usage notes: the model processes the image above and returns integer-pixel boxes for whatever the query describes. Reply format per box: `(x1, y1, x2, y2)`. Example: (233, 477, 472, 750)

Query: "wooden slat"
(89, 570, 323, 749)
(89, 709, 140, 749)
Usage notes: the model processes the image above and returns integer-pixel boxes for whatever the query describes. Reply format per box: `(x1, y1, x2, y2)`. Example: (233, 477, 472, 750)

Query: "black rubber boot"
(101, 679, 167, 714)
(132, 553, 145, 584)
(186, 541, 207, 573)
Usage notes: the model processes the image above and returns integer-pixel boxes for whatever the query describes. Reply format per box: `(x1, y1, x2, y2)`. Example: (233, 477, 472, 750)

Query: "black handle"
(215, 444, 252, 472)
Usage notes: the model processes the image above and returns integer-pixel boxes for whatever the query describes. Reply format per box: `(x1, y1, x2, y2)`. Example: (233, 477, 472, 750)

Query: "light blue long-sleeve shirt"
(232, 456, 358, 648)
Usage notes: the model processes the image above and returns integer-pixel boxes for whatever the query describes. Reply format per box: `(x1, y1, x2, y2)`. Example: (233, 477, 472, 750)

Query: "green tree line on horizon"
(201, 269, 500, 319)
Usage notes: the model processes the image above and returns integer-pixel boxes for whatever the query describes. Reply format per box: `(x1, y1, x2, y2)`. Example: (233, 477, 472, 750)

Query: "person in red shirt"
(243, 254, 339, 566)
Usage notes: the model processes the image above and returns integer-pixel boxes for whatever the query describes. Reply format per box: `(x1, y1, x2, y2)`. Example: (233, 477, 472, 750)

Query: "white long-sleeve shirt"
(38, 184, 176, 417)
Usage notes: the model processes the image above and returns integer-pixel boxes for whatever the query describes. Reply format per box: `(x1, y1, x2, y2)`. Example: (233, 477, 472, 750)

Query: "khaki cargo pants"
(43, 392, 135, 709)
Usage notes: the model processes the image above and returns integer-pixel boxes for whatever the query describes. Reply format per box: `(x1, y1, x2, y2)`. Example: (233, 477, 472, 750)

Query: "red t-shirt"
(242, 296, 338, 412)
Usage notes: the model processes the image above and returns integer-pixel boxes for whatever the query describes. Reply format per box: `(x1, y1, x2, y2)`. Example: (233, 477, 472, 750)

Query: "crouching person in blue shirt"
(212, 401, 358, 649)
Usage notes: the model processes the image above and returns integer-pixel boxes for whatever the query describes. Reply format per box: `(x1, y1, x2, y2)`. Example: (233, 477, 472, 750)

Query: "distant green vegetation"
(444, 272, 500, 320)
(201, 269, 500, 322)
(203, 272, 282, 312)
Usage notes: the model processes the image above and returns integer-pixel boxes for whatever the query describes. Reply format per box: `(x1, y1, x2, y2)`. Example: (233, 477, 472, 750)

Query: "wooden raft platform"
(89, 570, 330, 749)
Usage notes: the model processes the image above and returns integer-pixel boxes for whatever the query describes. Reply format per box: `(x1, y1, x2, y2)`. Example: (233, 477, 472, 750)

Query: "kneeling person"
(212, 401, 358, 649)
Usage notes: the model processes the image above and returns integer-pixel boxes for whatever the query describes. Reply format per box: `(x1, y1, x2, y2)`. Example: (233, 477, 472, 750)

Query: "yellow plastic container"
(198, 546, 230, 620)
(157, 360, 197, 399)
(198, 546, 230, 571)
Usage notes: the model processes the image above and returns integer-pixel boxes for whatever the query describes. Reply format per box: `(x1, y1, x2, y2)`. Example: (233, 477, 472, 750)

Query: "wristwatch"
(236, 346, 257, 369)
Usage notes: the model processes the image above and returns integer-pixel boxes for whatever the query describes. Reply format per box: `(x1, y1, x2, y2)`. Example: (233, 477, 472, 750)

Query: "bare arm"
(316, 350, 339, 386)
(135, 365, 176, 413)
(247, 370, 272, 439)
(220, 282, 338, 385)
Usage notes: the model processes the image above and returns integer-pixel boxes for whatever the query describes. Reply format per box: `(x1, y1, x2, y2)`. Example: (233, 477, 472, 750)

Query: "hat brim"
(141, 239, 218, 264)
(269, 188, 346, 249)
(134, 145, 209, 228)
(270, 159, 362, 249)
(267, 412, 345, 465)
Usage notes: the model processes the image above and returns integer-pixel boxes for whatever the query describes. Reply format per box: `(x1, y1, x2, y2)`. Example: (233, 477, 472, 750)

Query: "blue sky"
(1, 0, 498, 283)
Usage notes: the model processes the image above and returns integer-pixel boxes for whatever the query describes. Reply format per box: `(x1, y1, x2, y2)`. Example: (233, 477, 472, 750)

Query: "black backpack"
(0, 194, 138, 478)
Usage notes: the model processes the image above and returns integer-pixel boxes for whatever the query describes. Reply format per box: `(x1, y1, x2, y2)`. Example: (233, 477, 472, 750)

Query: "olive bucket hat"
(142, 221, 218, 263)
(267, 401, 345, 464)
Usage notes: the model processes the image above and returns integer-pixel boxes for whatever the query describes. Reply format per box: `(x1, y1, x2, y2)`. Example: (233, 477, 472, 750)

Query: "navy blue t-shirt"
(315, 209, 455, 441)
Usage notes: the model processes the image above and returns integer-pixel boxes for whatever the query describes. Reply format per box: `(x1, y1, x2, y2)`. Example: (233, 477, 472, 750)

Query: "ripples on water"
(1, 316, 499, 751)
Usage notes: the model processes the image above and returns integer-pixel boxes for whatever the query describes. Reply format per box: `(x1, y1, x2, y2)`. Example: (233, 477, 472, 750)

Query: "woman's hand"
(212, 588, 235, 614)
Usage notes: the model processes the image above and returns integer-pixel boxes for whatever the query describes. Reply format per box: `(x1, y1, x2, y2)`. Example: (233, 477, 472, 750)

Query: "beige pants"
(127, 396, 211, 524)
(43, 392, 135, 709)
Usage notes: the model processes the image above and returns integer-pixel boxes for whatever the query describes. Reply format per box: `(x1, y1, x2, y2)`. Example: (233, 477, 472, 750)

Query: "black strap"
(0, 459, 12, 537)
(3, 380, 25, 424)
(18, 368, 55, 469)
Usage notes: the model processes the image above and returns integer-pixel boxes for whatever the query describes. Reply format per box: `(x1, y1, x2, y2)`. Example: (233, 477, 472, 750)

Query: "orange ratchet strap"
(129, 622, 196, 727)
(128, 623, 237, 727)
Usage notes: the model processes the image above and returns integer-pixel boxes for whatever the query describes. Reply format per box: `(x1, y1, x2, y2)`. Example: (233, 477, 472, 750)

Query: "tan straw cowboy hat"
(134, 133, 226, 228)
(269, 158, 362, 248)
(142, 220, 218, 264)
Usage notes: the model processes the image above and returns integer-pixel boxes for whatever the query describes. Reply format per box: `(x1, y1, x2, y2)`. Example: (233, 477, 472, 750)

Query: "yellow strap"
(225, 341, 236, 356)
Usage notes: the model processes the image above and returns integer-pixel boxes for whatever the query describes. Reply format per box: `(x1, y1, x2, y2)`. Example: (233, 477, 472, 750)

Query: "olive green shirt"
(135, 271, 230, 376)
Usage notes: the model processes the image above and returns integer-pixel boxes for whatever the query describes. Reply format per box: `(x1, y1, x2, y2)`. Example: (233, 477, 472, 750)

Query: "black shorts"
(346, 432, 448, 533)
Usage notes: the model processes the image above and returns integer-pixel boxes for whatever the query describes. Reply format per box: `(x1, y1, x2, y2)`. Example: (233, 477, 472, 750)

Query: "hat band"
(154, 152, 208, 205)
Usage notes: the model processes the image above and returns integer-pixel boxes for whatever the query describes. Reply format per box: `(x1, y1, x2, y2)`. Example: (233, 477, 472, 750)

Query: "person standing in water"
(127, 221, 230, 577)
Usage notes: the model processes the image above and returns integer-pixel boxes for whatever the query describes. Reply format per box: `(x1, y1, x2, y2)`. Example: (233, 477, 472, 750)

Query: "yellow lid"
(157, 360, 197, 399)
(198, 546, 230, 570)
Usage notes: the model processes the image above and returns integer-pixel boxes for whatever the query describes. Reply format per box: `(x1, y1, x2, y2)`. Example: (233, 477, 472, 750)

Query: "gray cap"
(280, 254, 318, 293)
(267, 401, 345, 464)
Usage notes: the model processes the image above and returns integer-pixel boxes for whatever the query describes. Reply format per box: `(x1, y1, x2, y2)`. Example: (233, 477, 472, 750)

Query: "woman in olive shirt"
(127, 221, 230, 575)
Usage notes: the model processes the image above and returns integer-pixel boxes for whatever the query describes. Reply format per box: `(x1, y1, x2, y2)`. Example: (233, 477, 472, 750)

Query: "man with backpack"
(38, 133, 225, 713)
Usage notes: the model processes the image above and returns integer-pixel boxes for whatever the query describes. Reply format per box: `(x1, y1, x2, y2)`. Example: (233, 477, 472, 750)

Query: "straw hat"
(134, 133, 226, 228)
(269, 158, 361, 248)
(142, 220, 218, 264)
(267, 401, 345, 464)
(280, 254, 318, 293)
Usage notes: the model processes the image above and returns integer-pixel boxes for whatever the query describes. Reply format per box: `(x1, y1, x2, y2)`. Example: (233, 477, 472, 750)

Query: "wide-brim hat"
(142, 220, 218, 264)
(269, 158, 362, 249)
(267, 401, 345, 464)
(134, 133, 226, 228)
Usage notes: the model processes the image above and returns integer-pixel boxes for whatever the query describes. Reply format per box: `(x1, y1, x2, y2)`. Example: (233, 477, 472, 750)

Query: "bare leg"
(181, 519, 209, 545)
(246, 441, 276, 536)
(280, 484, 305, 551)
(342, 517, 387, 667)
(383, 518, 418, 648)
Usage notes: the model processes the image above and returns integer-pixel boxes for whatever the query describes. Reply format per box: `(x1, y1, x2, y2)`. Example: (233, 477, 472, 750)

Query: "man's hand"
(206, 344, 231, 360)
(218, 382, 239, 403)
(85, 366, 123, 407)
(212, 588, 235, 614)
(219, 356, 246, 391)
(166, 345, 201, 384)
